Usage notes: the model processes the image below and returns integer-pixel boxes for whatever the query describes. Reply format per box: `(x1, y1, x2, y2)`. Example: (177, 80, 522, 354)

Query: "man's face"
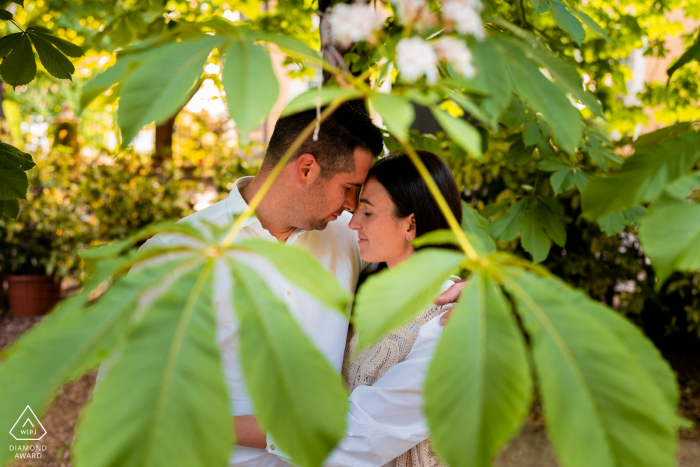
(302, 147, 374, 231)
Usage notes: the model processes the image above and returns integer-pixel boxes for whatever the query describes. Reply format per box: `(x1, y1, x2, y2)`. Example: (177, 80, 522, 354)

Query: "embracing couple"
(102, 100, 465, 467)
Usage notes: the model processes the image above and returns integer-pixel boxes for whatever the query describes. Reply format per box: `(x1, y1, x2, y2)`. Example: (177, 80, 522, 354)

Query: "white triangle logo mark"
(9, 406, 47, 441)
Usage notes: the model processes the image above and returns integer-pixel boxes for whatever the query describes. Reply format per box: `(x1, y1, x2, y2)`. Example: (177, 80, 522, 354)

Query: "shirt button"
(286, 291, 291, 296)
(270, 445, 275, 451)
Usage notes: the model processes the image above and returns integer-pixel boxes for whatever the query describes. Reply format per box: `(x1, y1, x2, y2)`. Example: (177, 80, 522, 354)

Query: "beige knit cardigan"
(342, 302, 456, 467)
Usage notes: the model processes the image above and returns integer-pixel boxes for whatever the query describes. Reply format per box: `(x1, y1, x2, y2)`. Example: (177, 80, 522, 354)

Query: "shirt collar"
(226, 176, 308, 241)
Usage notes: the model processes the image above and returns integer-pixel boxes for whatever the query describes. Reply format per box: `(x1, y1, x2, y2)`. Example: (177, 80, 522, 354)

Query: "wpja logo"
(8, 406, 48, 460)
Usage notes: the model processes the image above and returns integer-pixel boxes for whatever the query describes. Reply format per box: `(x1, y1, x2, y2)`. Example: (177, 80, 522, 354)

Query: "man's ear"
(295, 153, 321, 188)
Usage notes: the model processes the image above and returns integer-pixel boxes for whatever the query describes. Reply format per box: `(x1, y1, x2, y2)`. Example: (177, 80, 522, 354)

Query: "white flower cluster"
(434, 37, 475, 77)
(441, 0, 484, 38)
(396, 36, 476, 83)
(393, 0, 438, 31)
(327, 3, 385, 48)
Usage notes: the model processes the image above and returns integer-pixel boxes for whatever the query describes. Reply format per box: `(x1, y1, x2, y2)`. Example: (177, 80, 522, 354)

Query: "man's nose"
(348, 210, 361, 230)
(343, 187, 359, 212)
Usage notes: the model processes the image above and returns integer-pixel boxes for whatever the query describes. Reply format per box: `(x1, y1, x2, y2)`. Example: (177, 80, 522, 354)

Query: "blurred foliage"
(0, 143, 257, 281)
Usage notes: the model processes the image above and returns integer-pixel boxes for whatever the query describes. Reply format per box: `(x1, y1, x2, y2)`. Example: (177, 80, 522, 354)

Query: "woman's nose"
(348, 211, 361, 230)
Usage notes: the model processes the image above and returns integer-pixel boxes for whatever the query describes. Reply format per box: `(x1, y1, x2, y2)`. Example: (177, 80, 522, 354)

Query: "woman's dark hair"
(368, 151, 462, 243)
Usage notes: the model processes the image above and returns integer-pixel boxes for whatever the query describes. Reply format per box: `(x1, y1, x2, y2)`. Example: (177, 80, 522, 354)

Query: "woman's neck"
(385, 247, 414, 270)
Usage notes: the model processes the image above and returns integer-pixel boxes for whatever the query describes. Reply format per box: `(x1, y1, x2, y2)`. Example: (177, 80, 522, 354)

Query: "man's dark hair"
(261, 99, 384, 178)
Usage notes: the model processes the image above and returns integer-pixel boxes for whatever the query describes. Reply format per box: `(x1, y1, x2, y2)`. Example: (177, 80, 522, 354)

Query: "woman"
(235, 151, 462, 467)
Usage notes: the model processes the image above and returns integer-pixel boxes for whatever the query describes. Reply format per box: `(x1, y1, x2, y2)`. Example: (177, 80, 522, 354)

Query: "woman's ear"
(406, 213, 416, 239)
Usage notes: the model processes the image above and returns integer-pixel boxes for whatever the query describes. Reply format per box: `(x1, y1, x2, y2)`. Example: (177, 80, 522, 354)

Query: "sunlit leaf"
(222, 39, 279, 139)
(27, 28, 83, 57)
(430, 106, 482, 158)
(577, 10, 612, 42)
(28, 31, 75, 79)
(371, 92, 414, 141)
(503, 268, 677, 467)
(490, 199, 526, 242)
(550, 1, 585, 45)
(0, 33, 36, 86)
(281, 88, 365, 117)
(668, 32, 700, 80)
(353, 248, 465, 347)
(426, 272, 532, 467)
(230, 261, 347, 467)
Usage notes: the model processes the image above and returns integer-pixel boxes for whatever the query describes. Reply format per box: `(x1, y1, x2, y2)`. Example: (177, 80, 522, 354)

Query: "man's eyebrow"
(359, 198, 374, 206)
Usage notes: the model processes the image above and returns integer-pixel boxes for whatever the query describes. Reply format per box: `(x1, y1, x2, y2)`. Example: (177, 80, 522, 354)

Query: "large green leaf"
(639, 198, 700, 285)
(425, 272, 532, 467)
(550, 1, 585, 45)
(0, 166, 28, 200)
(521, 198, 551, 263)
(499, 38, 583, 154)
(576, 10, 612, 42)
(230, 261, 347, 467)
(74, 262, 232, 467)
(582, 130, 700, 220)
(490, 198, 526, 242)
(0, 32, 22, 59)
(281, 88, 365, 117)
(27, 31, 75, 80)
(0, 257, 192, 467)
(495, 20, 603, 116)
(27, 27, 83, 57)
(0, 33, 36, 86)
(247, 29, 322, 65)
(352, 249, 465, 347)
(0, 142, 34, 171)
(1, 198, 19, 218)
(233, 238, 350, 315)
(80, 56, 137, 110)
(221, 39, 279, 139)
(117, 34, 224, 146)
(468, 39, 513, 127)
(430, 106, 482, 158)
(503, 269, 677, 467)
(371, 92, 414, 141)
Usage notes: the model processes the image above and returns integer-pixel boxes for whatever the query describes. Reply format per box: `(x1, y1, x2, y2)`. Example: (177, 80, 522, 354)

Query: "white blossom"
(393, 0, 438, 30)
(395, 37, 438, 83)
(441, 0, 484, 38)
(327, 4, 385, 48)
(435, 37, 475, 77)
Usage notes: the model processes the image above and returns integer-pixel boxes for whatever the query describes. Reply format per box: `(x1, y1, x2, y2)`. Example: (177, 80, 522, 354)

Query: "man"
(97, 100, 463, 466)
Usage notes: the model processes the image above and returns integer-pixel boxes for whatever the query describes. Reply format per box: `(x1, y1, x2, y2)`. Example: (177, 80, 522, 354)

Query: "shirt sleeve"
(322, 315, 444, 467)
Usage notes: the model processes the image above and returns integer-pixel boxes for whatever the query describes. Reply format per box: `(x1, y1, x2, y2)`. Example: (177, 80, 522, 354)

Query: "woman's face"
(348, 177, 415, 269)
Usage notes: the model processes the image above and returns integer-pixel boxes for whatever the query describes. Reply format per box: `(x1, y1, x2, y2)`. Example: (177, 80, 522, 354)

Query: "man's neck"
(240, 175, 296, 243)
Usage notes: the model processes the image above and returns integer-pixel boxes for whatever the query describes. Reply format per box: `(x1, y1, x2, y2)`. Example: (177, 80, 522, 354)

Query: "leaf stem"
(220, 98, 346, 247)
(10, 19, 25, 33)
(399, 141, 482, 263)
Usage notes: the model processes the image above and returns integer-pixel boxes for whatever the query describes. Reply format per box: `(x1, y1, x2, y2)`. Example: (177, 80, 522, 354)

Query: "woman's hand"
(232, 415, 267, 449)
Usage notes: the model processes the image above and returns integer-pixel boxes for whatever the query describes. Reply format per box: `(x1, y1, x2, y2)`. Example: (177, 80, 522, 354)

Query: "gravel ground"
(2, 313, 699, 467)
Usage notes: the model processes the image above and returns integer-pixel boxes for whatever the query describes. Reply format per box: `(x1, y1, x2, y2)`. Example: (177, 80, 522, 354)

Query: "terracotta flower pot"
(6, 275, 62, 316)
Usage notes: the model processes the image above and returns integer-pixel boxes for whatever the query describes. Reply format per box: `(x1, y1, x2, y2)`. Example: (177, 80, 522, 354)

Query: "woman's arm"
(321, 314, 445, 467)
(232, 415, 266, 449)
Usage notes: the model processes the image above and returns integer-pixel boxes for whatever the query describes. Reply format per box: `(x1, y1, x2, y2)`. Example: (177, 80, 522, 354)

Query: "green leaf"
(0, 166, 28, 200)
(468, 39, 513, 126)
(550, 169, 575, 195)
(413, 229, 460, 249)
(247, 30, 322, 65)
(581, 131, 700, 220)
(480, 200, 510, 218)
(353, 248, 466, 347)
(2, 198, 19, 217)
(0, 32, 21, 58)
(0, 258, 192, 467)
(27, 32, 75, 79)
(577, 10, 612, 42)
(573, 168, 588, 191)
(521, 199, 551, 263)
(550, 0, 585, 45)
(597, 212, 626, 236)
(503, 269, 677, 467)
(12, 1, 23, 7)
(507, 138, 533, 166)
(523, 118, 541, 146)
(28, 30, 83, 57)
(221, 39, 279, 139)
(462, 201, 497, 254)
(430, 106, 482, 158)
(117, 35, 224, 146)
(531, 0, 551, 14)
(80, 57, 136, 110)
(538, 196, 566, 247)
(230, 261, 347, 467)
(490, 199, 526, 242)
(371, 92, 414, 141)
(0, 33, 36, 86)
(74, 262, 232, 467)
(494, 20, 603, 116)
(668, 32, 700, 81)
(0, 141, 34, 170)
(0, 10, 11, 21)
(500, 38, 583, 154)
(281, 87, 365, 117)
(425, 271, 532, 467)
(233, 238, 350, 316)
(639, 199, 700, 285)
